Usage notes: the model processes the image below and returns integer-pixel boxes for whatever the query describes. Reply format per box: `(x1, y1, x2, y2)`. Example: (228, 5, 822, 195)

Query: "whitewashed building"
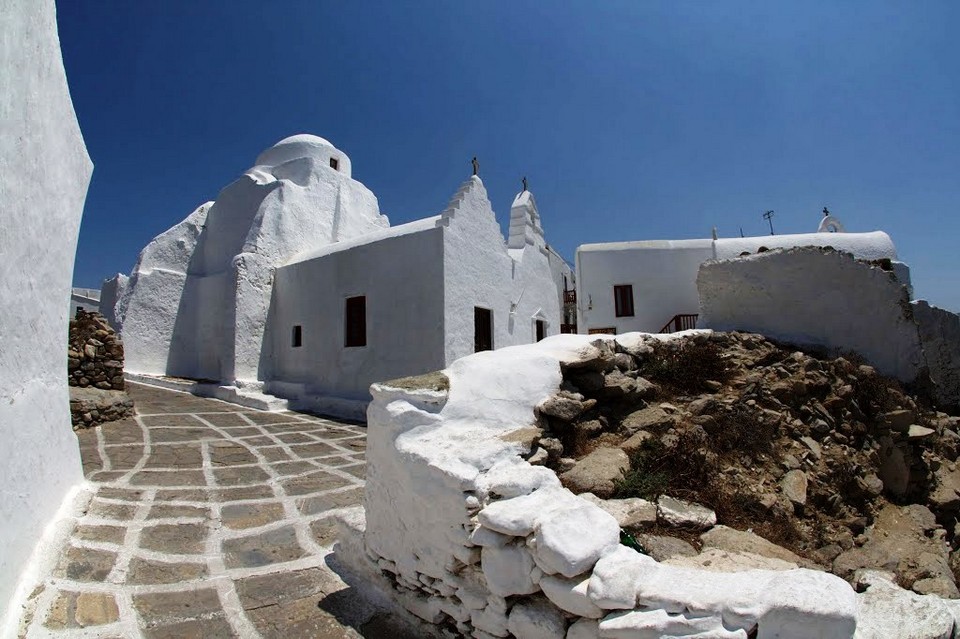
(575, 218, 907, 335)
(69, 287, 100, 317)
(105, 135, 571, 416)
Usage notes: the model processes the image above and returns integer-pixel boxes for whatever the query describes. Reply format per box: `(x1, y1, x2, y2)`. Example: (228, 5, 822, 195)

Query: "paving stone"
(282, 471, 352, 496)
(127, 384, 231, 413)
(243, 412, 297, 425)
(75, 592, 119, 626)
(200, 413, 250, 428)
(235, 566, 331, 608)
(221, 502, 286, 530)
(126, 557, 208, 585)
(298, 487, 364, 515)
(258, 447, 293, 462)
(222, 525, 307, 568)
(142, 617, 236, 639)
(214, 485, 274, 501)
(133, 588, 223, 625)
(213, 466, 271, 486)
(147, 504, 208, 519)
(89, 470, 126, 482)
(246, 597, 358, 639)
(96, 487, 147, 501)
(142, 415, 204, 429)
(139, 523, 208, 554)
(150, 427, 223, 443)
(145, 444, 203, 469)
(338, 437, 366, 452)
(276, 432, 314, 444)
(310, 518, 338, 546)
(288, 442, 337, 459)
(74, 524, 126, 545)
(343, 464, 366, 479)
(316, 456, 354, 468)
(130, 470, 207, 486)
(263, 423, 315, 434)
(209, 442, 259, 465)
(87, 500, 137, 521)
(241, 435, 275, 446)
(44, 591, 74, 629)
(100, 417, 144, 442)
(56, 546, 116, 582)
(311, 427, 358, 441)
(104, 446, 144, 470)
(155, 488, 209, 502)
(271, 460, 318, 476)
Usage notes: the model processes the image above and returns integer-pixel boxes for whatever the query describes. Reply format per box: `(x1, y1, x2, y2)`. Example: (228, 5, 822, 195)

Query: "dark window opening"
(614, 285, 634, 317)
(345, 296, 366, 347)
(535, 319, 547, 342)
(292, 325, 302, 348)
(330, 157, 339, 171)
(474, 307, 493, 352)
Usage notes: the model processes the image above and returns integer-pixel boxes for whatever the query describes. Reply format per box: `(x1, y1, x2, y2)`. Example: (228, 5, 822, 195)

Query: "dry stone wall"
(67, 311, 132, 429)
(68, 310, 125, 391)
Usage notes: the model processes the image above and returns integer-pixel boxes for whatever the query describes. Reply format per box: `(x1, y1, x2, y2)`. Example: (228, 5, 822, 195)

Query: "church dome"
(254, 134, 351, 177)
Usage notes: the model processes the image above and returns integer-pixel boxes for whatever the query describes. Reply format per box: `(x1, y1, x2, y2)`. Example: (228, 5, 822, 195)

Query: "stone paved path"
(18, 383, 406, 638)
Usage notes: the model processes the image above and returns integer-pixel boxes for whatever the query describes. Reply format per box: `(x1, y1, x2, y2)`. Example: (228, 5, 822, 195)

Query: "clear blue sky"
(59, 1, 960, 310)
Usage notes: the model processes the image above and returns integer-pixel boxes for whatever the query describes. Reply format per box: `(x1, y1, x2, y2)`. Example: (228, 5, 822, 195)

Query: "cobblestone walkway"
(18, 383, 401, 639)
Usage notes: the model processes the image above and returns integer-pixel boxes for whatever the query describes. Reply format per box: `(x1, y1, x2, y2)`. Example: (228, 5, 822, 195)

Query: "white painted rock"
(578, 493, 657, 527)
(566, 618, 600, 639)
(481, 543, 538, 596)
(481, 458, 560, 500)
(854, 571, 954, 639)
(657, 495, 717, 529)
(598, 608, 747, 638)
(506, 597, 567, 639)
(478, 486, 569, 536)
(532, 500, 620, 578)
(539, 573, 605, 619)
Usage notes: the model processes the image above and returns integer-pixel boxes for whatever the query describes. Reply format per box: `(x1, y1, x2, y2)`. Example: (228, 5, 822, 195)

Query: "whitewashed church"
(103, 135, 571, 416)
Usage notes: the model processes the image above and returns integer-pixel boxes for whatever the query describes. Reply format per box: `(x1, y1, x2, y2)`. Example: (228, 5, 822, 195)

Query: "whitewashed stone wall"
(356, 335, 858, 638)
(913, 300, 960, 410)
(0, 0, 90, 627)
(697, 247, 925, 383)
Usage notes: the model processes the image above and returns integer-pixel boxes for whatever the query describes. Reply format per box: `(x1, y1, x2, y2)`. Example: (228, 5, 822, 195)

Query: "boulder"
(700, 525, 805, 566)
(538, 393, 595, 422)
(560, 448, 630, 499)
(853, 571, 954, 639)
(657, 496, 716, 530)
(621, 407, 676, 433)
(577, 493, 657, 528)
(781, 470, 808, 507)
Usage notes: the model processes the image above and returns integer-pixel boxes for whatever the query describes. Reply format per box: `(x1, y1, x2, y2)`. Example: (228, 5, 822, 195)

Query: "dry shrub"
(642, 341, 728, 393)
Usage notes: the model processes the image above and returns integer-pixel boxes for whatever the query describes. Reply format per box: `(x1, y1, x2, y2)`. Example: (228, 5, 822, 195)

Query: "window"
(292, 325, 302, 348)
(614, 285, 634, 317)
(474, 307, 493, 352)
(345, 296, 366, 347)
(589, 327, 616, 335)
(535, 319, 547, 342)
(330, 157, 339, 171)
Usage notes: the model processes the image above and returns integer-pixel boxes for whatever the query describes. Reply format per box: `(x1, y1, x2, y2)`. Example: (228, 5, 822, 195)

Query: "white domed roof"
(255, 134, 339, 167)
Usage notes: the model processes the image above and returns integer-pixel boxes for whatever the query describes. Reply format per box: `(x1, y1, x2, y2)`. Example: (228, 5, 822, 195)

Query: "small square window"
(292, 325, 302, 348)
(345, 296, 366, 347)
(330, 157, 339, 171)
(614, 285, 634, 318)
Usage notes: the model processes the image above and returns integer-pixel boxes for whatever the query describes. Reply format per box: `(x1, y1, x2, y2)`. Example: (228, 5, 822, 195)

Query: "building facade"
(106, 135, 570, 414)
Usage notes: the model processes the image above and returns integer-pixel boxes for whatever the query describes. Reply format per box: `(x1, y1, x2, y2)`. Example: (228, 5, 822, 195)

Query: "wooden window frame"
(344, 296, 366, 347)
(613, 284, 634, 318)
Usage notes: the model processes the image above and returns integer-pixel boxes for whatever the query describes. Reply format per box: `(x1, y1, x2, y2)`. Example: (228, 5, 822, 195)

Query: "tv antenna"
(763, 210, 775, 235)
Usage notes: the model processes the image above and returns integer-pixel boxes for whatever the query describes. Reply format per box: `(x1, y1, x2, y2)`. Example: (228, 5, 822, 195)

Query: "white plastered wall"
(576, 231, 900, 335)
(0, 0, 90, 624)
(698, 247, 924, 383)
(116, 136, 389, 384)
(266, 223, 447, 401)
(441, 178, 562, 363)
